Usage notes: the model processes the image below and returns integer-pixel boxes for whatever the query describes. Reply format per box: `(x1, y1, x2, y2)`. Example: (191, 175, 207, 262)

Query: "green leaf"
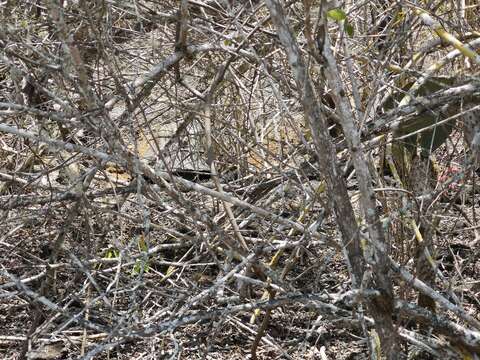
(327, 8, 347, 21)
(386, 76, 458, 155)
(132, 259, 150, 275)
(105, 248, 119, 259)
(344, 21, 354, 36)
(137, 235, 148, 252)
(418, 119, 455, 155)
(394, 113, 455, 155)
